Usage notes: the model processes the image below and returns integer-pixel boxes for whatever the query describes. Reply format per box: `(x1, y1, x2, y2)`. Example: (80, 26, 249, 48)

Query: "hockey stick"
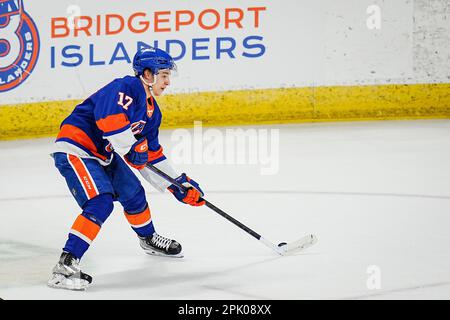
(145, 163, 318, 256)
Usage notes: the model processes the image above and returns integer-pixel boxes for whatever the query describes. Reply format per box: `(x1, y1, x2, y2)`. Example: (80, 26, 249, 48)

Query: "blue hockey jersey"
(55, 75, 166, 165)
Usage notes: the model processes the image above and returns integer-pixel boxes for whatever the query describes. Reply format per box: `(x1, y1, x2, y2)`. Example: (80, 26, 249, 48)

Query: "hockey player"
(48, 47, 205, 290)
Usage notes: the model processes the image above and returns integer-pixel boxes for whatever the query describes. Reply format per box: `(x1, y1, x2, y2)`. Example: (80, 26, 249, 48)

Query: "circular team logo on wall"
(0, 0, 40, 92)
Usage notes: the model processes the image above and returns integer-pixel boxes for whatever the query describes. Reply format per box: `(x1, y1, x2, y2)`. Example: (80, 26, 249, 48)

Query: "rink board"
(0, 82, 449, 140)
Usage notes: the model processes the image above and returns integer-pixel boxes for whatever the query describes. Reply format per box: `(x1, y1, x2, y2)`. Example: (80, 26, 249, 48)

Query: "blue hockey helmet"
(132, 47, 177, 76)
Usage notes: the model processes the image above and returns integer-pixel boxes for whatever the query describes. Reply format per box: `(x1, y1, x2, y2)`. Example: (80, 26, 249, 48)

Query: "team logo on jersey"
(0, 0, 40, 92)
(131, 120, 146, 135)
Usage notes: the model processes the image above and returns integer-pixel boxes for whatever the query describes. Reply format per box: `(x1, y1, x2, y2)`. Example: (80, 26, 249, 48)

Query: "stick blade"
(280, 234, 318, 255)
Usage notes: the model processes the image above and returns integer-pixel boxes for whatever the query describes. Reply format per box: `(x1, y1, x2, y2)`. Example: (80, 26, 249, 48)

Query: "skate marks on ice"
(1, 189, 450, 203)
(206, 190, 450, 201)
(0, 194, 72, 202)
(90, 255, 294, 299)
(91, 255, 278, 289)
(0, 239, 59, 288)
(342, 281, 450, 300)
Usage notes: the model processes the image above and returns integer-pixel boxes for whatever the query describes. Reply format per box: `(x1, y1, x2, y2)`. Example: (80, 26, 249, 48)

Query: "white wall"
(0, 0, 448, 104)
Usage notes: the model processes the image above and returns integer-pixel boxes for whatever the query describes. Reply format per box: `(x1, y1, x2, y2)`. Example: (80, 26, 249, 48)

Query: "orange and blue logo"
(0, 0, 40, 92)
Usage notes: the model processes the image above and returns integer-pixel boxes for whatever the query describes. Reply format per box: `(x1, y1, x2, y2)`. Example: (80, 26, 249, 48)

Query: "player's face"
(151, 70, 171, 96)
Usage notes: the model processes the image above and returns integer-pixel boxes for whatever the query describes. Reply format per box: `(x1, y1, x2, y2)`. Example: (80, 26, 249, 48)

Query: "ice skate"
(139, 232, 183, 258)
(47, 251, 92, 290)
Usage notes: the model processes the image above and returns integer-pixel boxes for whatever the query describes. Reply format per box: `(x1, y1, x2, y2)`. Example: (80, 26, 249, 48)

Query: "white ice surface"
(0, 120, 449, 300)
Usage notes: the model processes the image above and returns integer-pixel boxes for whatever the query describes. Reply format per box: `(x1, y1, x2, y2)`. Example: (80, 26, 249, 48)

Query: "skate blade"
(47, 274, 90, 291)
(143, 249, 184, 258)
(47, 282, 89, 291)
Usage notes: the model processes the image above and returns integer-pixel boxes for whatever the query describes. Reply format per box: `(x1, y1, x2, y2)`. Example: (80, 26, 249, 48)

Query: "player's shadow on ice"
(90, 255, 299, 293)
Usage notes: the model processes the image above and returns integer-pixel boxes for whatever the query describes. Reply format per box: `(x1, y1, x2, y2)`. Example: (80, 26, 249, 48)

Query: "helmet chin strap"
(140, 74, 158, 95)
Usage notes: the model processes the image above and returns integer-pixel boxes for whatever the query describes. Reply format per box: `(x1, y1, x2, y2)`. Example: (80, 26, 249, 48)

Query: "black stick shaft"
(145, 164, 262, 240)
(203, 200, 261, 240)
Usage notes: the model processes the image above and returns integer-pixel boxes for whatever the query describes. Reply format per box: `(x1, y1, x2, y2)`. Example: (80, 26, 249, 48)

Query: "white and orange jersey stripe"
(70, 214, 101, 245)
(124, 206, 152, 229)
(67, 154, 99, 200)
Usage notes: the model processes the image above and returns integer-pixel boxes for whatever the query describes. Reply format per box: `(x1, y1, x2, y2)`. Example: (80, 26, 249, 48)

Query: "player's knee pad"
(122, 187, 147, 214)
(82, 193, 114, 225)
